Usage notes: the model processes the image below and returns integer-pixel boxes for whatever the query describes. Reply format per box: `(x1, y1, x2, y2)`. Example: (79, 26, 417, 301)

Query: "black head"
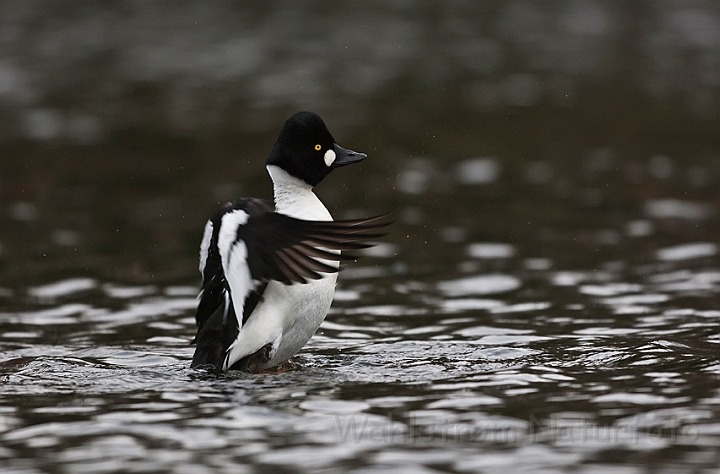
(266, 111, 366, 187)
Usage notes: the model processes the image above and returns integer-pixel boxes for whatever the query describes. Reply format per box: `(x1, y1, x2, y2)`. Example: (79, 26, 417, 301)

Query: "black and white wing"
(191, 198, 390, 369)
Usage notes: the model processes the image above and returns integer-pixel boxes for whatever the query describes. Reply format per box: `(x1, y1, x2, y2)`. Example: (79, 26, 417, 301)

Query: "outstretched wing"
(239, 210, 391, 286)
(191, 198, 390, 369)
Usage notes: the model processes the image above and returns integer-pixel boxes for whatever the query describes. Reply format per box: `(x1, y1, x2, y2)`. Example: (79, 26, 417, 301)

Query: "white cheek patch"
(324, 149, 336, 167)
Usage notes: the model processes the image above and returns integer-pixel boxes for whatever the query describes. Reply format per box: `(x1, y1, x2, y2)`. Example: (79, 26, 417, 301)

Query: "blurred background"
(1, 2, 720, 473)
(0, 0, 717, 290)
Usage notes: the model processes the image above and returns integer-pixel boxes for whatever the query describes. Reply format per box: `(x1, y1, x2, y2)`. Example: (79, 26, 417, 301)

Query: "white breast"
(223, 165, 339, 369)
(226, 272, 338, 368)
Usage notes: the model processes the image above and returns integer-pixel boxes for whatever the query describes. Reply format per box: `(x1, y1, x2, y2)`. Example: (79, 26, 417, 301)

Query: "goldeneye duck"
(191, 111, 389, 373)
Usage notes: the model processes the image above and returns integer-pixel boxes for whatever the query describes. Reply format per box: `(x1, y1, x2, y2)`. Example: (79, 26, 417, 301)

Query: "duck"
(191, 111, 389, 372)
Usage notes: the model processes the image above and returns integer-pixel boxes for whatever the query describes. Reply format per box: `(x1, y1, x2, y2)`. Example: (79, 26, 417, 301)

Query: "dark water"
(2, 2, 720, 473)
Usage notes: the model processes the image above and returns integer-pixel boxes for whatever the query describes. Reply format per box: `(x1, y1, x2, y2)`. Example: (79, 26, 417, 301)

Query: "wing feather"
(192, 197, 391, 369)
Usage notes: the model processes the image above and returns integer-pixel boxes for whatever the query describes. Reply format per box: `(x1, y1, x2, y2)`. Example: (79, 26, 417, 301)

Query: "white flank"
(198, 220, 213, 273)
(217, 210, 249, 264)
(216, 209, 253, 333)
(324, 149, 336, 167)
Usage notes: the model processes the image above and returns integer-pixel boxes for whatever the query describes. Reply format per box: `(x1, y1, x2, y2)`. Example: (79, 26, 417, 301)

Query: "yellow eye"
(314, 144, 322, 151)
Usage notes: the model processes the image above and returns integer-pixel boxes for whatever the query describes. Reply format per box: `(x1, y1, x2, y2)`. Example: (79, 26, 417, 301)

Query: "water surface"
(1, 2, 720, 473)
